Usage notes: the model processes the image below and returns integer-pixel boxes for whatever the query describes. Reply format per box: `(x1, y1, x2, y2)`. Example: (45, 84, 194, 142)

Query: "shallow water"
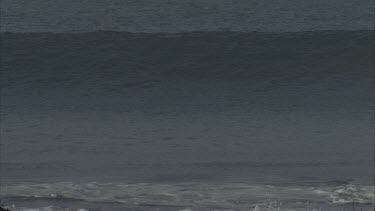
(1, 182, 374, 211)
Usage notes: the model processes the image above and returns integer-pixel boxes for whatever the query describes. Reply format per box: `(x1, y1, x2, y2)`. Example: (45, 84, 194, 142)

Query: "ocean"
(0, 1, 374, 211)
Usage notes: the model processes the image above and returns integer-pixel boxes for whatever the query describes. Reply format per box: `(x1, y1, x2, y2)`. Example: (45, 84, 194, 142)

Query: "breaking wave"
(1, 182, 374, 211)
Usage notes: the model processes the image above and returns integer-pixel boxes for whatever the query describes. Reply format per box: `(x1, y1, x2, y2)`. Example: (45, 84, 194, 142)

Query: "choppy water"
(1, 1, 374, 210)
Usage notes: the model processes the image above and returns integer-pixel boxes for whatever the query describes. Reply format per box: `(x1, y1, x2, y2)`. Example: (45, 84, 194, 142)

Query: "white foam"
(9, 206, 88, 211)
(252, 204, 261, 211)
(1, 182, 373, 210)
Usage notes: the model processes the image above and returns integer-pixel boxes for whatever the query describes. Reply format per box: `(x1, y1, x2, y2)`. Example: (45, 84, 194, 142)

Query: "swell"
(1, 30, 373, 89)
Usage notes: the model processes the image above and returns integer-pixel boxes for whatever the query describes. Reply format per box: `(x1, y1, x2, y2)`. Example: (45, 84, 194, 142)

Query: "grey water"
(0, 1, 374, 211)
(1, 0, 374, 33)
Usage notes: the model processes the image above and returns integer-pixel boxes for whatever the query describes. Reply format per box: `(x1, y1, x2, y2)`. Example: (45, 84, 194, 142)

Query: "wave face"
(1, 30, 374, 210)
(2, 31, 373, 83)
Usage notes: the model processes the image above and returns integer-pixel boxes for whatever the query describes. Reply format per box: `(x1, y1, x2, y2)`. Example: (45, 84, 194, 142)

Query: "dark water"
(1, 0, 374, 32)
(1, 31, 374, 210)
(0, 1, 374, 210)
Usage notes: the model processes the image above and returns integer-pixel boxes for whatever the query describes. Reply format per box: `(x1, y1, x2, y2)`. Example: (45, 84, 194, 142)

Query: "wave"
(2, 30, 373, 89)
(1, 182, 374, 211)
(1, 30, 374, 211)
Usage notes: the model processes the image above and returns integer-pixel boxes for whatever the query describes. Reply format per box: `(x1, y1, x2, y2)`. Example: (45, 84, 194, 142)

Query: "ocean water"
(1, 0, 374, 33)
(0, 1, 374, 211)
